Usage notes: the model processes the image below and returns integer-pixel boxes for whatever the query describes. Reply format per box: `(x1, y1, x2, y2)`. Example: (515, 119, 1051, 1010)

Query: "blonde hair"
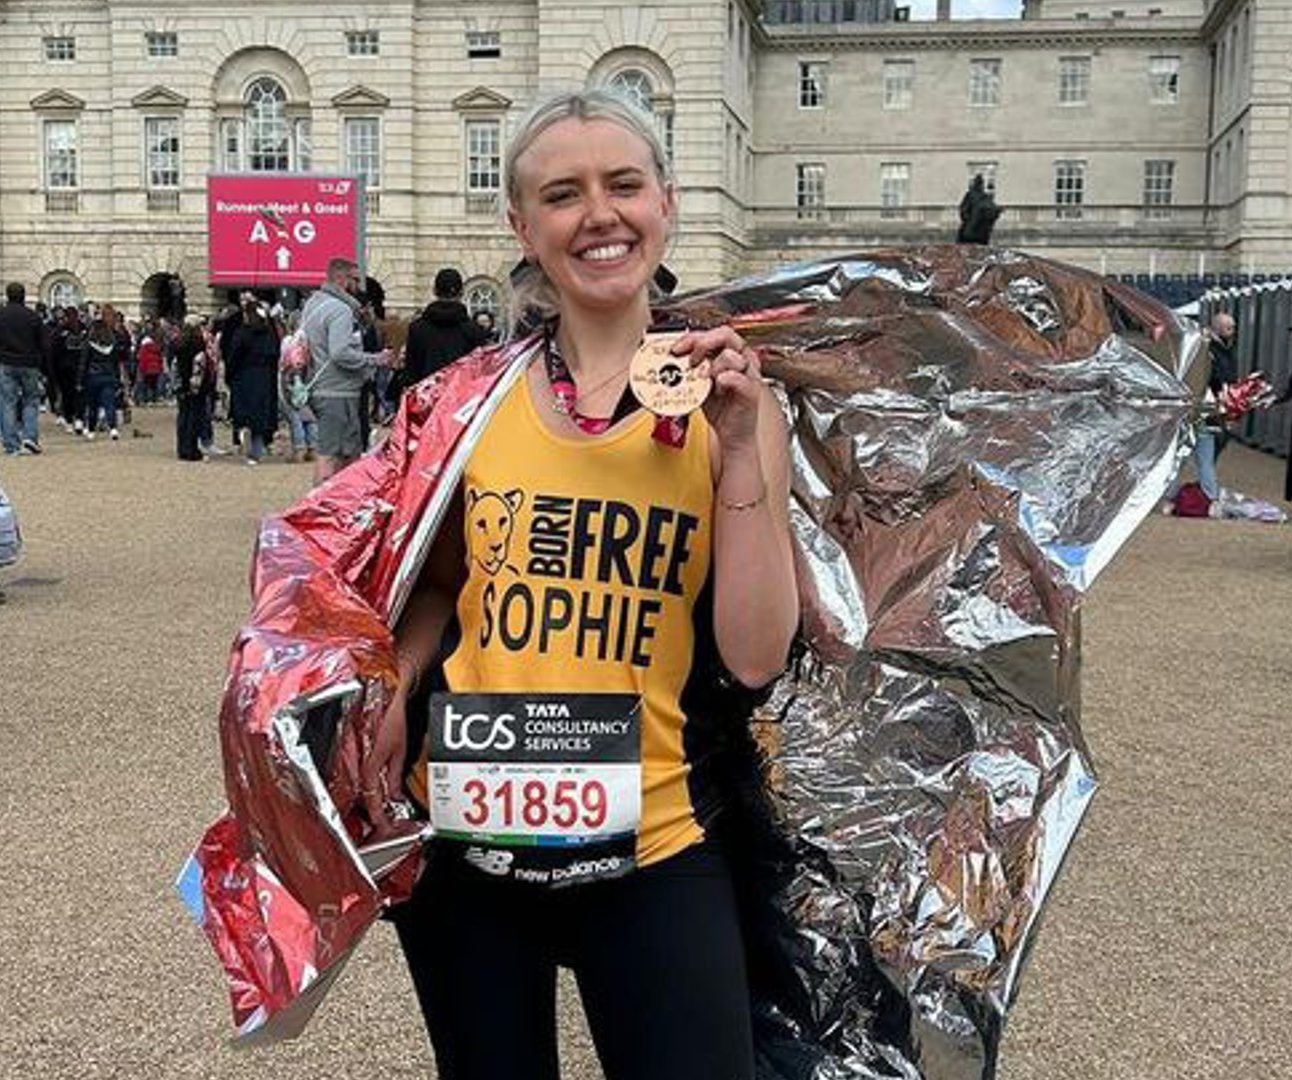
(505, 89, 675, 328)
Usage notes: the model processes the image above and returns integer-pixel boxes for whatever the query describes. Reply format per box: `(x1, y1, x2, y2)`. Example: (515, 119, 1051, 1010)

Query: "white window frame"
(146, 31, 178, 58)
(466, 30, 502, 59)
(46, 277, 83, 310)
(245, 77, 290, 172)
(799, 61, 826, 109)
(969, 58, 1002, 107)
(796, 162, 825, 218)
(880, 162, 911, 219)
(464, 278, 503, 326)
(44, 119, 79, 189)
(1148, 55, 1180, 104)
(1058, 56, 1090, 106)
(344, 116, 382, 190)
(1054, 159, 1086, 220)
(144, 116, 181, 189)
(219, 117, 243, 172)
(43, 36, 76, 62)
(295, 117, 313, 172)
(345, 30, 380, 57)
(883, 60, 914, 110)
(1143, 159, 1175, 219)
(967, 161, 998, 198)
(465, 117, 502, 196)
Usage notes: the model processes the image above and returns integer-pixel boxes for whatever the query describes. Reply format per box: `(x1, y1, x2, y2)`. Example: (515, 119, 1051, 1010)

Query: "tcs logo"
(443, 702, 517, 752)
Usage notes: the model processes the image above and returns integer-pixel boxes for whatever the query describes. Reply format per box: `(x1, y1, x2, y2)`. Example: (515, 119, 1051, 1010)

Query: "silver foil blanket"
(180, 247, 1196, 1071)
(662, 246, 1197, 1080)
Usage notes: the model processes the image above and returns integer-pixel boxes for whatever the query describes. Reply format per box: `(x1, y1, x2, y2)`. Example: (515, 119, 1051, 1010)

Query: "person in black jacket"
(0, 282, 50, 454)
(957, 175, 1003, 246)
(52, 308, 89, 432)
(402, 269, 485, 392)
(79, 305, 127, 440)
(227, 302, 281, 465)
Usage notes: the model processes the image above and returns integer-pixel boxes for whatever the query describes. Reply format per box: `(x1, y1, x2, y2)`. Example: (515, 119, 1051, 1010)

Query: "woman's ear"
(661, 181, 679, 238)
(507, 204, 537, 263)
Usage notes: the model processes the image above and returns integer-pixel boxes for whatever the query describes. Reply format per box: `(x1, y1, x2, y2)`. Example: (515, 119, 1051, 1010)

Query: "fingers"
(671, 326, 747, 367)
(361, 770, 391, 834)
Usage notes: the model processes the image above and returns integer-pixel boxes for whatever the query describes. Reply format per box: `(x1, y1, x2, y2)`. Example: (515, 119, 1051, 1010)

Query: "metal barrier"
(1201, 282, 1292, 458)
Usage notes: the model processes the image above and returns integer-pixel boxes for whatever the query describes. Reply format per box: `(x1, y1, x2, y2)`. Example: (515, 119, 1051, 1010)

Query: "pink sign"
(207, 174, 364, 288)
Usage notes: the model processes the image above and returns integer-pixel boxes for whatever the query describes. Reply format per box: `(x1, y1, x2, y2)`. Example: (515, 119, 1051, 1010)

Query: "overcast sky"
(906, 0, 1023, 18)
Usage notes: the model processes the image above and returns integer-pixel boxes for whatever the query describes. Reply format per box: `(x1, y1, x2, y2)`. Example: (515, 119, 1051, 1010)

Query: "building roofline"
(759, 17, 1200, 50)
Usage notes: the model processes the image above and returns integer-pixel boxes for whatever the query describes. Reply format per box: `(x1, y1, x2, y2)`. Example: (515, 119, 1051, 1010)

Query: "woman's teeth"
(580, 243, 630, 262)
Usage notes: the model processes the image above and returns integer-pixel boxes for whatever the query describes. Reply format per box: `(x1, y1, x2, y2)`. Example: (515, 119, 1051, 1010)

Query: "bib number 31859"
(425, 693, 641, 887)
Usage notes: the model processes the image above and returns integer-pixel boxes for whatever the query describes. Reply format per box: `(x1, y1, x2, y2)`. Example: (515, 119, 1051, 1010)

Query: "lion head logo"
(467, 487, 523, 576)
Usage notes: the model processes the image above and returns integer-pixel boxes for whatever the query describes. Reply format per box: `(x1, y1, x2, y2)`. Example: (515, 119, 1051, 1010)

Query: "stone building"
(0, 0, 1285, 317)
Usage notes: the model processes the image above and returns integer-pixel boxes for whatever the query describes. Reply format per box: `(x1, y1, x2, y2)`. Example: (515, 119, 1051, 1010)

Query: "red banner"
(207, 174, 364, 288)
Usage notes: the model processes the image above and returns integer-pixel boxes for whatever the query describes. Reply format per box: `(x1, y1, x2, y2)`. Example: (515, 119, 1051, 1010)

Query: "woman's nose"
(585, 188, 619, 227)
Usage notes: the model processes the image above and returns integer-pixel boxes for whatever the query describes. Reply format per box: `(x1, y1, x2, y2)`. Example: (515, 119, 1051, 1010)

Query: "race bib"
(425, 693, 641, 886)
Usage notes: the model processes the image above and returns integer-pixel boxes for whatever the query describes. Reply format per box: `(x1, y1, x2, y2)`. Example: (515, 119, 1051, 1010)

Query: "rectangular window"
(146, 31, 178, 58)
(220, 118, 242, 172)
(465, 118, 502, 194)
(880, 162, 911, 218)
(969, 58, 1002, 107)
(145, 117, 180, 188)
(1149, 55, 1180, 104)
(344, 117, 381, 188)
(883, 60, 914, 110)
(799, 62, 825, 109)
(466, 30, 502, 59)
(796, 162, 825, 218)
(1058, 56, 1090, 105)
(1143, 159, 1175, 218)
(45, 120, 78, 188)
(1054, 160, 1086, 219)
(967, 161, 998, 197)
(295, 118, 313, 172)
(43, 35, 76, 61)
(345, 30, 380, 57)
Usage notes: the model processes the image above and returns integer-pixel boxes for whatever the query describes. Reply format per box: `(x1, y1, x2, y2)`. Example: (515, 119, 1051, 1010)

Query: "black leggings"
(392, 842, 754, 1080)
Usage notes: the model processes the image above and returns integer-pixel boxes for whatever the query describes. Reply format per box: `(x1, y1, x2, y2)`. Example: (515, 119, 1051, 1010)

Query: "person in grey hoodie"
(299, 257, 392, 485)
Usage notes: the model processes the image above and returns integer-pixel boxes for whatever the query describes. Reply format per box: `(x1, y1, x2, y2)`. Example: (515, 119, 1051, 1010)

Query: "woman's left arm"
(676, 327, 798, 688)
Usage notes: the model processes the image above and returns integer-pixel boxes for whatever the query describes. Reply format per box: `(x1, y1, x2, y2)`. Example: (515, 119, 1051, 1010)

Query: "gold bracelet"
(719, 486, 767, 512)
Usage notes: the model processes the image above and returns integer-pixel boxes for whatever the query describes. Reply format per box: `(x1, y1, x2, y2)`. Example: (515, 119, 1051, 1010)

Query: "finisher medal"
(629, 332, 712, 418)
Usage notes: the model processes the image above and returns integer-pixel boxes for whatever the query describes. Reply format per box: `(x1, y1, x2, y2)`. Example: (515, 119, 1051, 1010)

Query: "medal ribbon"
(543, 325, 688, 448)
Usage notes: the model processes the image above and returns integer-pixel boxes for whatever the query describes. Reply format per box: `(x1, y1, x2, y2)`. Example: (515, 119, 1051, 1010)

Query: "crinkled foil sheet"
(180, 247, 1196, 1073)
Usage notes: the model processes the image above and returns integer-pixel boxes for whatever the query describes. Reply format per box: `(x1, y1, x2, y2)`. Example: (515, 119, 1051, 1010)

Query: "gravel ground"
(1, 407, 1289, 1080)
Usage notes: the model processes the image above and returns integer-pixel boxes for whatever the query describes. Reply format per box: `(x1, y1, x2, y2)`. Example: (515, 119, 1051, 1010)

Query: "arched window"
(44, 275, 83, 310)
(609, 69, 655, 115)
(246, 77, 289, 171)
(594, 54, 676, 162)
(465, 279, 504, 335)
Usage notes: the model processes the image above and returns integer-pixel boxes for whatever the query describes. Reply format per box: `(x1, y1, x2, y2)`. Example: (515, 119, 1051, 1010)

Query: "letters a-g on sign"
(206, 174, 363, 288)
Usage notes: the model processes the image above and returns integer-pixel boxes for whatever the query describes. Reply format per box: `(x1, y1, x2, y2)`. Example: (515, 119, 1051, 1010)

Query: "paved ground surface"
(1, 407, 1289, 1080)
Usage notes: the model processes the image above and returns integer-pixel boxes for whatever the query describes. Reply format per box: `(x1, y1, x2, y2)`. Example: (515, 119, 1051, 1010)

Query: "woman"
(277, 310, 317, 463)
(79, 305, 125, 440)
(226, 302, 280, 465)
(365, 91, 798, 1080)
(174, 315, 208, 462)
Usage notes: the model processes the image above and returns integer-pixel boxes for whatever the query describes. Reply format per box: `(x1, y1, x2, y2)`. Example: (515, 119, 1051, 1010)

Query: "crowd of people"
(0, 266, 496, 478)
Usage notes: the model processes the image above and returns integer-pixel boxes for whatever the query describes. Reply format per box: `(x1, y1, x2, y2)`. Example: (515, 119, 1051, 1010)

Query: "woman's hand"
(361, 685, 409, 837)
(671, 327, 762, 453)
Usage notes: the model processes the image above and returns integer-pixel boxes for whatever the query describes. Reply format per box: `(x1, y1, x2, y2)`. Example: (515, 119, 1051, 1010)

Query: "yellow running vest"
(433, 370, 716, 868)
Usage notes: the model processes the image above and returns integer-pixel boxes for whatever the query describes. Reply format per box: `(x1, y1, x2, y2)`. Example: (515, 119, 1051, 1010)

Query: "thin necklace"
(546, 329, 640, 424)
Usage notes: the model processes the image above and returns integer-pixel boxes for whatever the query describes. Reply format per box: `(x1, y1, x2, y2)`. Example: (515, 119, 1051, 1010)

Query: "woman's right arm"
(362, 490, 466, 832)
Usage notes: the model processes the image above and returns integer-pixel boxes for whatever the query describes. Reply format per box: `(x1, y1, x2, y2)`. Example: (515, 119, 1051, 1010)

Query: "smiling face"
(507, 117, 676, 317)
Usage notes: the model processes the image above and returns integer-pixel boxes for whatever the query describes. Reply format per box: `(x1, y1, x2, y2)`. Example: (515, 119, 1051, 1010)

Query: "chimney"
(937, 0, 952, 19)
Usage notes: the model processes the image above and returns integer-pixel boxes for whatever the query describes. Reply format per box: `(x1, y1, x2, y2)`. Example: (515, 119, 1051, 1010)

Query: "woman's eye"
(544, 189, 576, 204)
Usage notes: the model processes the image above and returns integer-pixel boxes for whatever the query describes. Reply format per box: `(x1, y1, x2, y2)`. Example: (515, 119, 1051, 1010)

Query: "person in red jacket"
(135, 326, 165, 405)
